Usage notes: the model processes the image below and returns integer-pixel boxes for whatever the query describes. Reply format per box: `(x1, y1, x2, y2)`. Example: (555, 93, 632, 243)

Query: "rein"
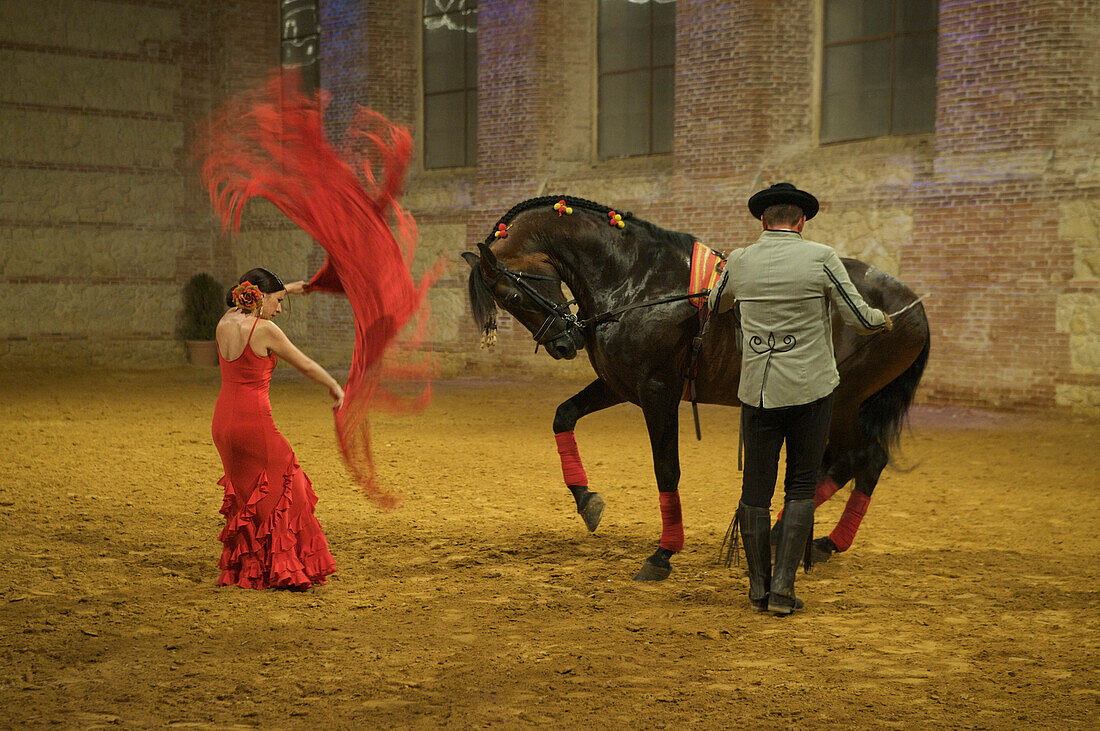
(487, 260, 705, 350)
(487, 264, 581, 352)
(579, 292, 707, 329)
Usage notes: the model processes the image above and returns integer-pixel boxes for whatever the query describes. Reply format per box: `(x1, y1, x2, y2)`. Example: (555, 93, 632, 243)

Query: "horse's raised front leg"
(633, 376, 683, 582)
(553, 379, 624, 532)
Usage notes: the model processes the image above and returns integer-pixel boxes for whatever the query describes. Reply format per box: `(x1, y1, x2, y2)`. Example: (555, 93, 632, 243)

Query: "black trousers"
(740, 392, 834, 508)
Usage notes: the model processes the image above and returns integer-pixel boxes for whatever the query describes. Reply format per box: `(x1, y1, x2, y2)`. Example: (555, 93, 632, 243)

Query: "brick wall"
(391, 0, 1100, 412)
(3, 0, 1097, 413)
(910, 0, 1100, 411)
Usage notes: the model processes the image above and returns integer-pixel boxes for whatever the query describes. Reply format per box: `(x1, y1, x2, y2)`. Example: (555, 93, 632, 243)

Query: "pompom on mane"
(480, 195, 633, 248)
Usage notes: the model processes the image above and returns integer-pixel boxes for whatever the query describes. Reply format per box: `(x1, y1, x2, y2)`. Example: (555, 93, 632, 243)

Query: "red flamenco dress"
(212, 319, 336, 589)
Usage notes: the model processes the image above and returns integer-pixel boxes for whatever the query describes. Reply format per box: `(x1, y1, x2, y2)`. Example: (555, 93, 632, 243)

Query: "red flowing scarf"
(198, 72, 441, 508)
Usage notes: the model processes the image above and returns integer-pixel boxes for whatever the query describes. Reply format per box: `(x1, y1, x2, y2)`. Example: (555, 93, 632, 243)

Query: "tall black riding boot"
(737, 502, 771, 612)
(768, 498, 813, 615)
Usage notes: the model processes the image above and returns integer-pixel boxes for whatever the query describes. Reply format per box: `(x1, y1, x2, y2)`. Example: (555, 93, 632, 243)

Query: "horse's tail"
(858, 326, 930, 461)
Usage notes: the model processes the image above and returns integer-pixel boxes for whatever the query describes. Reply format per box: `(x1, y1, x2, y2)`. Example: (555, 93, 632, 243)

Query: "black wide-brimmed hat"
(748, 182, 819, 220)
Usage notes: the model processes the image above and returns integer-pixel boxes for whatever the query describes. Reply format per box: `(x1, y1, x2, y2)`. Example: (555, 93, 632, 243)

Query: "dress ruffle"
(216, 461, 336, 590)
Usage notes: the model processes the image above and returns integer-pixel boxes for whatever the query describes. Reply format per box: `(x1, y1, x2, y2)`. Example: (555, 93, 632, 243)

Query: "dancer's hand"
(285, 280, 308, 295)
(881, 311, 893, 332)
(331, 385, 345, 411)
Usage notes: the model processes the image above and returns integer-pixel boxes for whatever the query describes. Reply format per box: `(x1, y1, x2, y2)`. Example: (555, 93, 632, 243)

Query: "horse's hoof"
(578, 492, 605, 533)
(632, 560, 672, 582)
(811, 536, 838, 564)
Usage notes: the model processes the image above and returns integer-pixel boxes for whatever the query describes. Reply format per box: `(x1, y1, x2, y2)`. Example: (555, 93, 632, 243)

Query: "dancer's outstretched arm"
(255, 321, 345, 410)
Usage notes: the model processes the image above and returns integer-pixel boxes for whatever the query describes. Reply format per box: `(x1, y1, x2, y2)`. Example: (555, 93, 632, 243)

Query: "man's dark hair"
(762, 204, 804, 226)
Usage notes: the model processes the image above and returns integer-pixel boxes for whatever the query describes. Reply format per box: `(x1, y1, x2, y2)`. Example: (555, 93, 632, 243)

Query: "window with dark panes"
(821, 0, 937, 143)
(598, 0, 674, 159)
(423, 0, 477, 169)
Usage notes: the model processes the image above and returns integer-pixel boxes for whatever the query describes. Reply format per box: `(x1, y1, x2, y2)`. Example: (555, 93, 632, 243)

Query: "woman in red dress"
(212, 268, 341, 589)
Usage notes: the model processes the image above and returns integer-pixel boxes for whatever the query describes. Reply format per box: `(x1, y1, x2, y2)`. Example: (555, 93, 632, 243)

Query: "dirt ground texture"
(1, 367, 1098, 729)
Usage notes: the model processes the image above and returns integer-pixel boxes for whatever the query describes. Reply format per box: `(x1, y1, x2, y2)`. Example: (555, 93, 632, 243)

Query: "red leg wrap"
(659, 491, 684, 552)
(777, 476, 842, 521)
(829, 489, 871, 552)
(554, 431, 588, 487)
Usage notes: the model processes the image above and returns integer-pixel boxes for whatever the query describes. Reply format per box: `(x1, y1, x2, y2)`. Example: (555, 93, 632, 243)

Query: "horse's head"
(462, 239, 585, 361)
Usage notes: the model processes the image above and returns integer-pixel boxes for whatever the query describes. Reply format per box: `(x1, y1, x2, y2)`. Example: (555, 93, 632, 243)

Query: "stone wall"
(0, 0, 280, 367)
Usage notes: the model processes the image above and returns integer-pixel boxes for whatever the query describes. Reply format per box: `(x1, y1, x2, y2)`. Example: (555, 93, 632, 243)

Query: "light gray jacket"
(707, 230, 887, 408)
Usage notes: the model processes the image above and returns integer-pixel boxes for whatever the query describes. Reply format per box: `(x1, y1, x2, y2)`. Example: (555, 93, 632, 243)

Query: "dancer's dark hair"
(224, 268, 285, 306)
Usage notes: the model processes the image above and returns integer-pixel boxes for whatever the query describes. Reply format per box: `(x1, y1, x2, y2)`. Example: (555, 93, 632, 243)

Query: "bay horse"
(463, 195, 930, 581)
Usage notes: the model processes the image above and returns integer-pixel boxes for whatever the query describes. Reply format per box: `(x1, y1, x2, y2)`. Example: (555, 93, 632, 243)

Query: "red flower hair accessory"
(608, 210, 625, 229)
(554, 199, 573, 216)
(232, 281, 264, 311)
(493, 223, 509, 239)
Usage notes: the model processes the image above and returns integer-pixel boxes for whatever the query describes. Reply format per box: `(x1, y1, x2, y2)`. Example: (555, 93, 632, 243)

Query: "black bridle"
(484, 260, 707, 353)
(485, 262, 585, 352)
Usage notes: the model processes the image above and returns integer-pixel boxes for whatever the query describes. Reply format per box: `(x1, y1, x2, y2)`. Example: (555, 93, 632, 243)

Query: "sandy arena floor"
(0, 367, 1098, 728)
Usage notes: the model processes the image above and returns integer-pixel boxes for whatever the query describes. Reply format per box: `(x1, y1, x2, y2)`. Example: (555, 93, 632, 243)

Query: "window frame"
(596, 0, 675, 160)
(819, 0, 938, 144)
(421, 0, 478, 170)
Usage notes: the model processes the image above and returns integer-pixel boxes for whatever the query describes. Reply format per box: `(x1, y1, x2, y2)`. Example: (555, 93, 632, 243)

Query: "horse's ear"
(476, 242, 499, 271)
(460, 251, 479, 269)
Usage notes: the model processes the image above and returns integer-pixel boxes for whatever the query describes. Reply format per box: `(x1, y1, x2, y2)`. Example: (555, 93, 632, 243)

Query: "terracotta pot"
(185, 340, 220, 367)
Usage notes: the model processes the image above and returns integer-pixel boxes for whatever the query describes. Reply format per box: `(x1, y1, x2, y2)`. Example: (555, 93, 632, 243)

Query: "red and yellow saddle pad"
(688, 241, 726, 309)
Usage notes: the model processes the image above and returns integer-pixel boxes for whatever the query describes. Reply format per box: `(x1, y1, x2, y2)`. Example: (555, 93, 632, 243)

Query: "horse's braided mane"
(482, 194, 696, 251)
(482, 195, 633, 247)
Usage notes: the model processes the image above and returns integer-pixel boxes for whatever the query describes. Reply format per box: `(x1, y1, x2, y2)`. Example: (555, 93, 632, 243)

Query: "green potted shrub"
(178, 273, 224, 366)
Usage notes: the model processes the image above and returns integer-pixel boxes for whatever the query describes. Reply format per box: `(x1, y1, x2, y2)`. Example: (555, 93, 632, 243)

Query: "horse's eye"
(507, 293, 521, 305)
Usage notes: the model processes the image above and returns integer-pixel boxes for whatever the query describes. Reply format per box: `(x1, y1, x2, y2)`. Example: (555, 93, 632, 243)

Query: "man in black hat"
(708, 182, 892, 614)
